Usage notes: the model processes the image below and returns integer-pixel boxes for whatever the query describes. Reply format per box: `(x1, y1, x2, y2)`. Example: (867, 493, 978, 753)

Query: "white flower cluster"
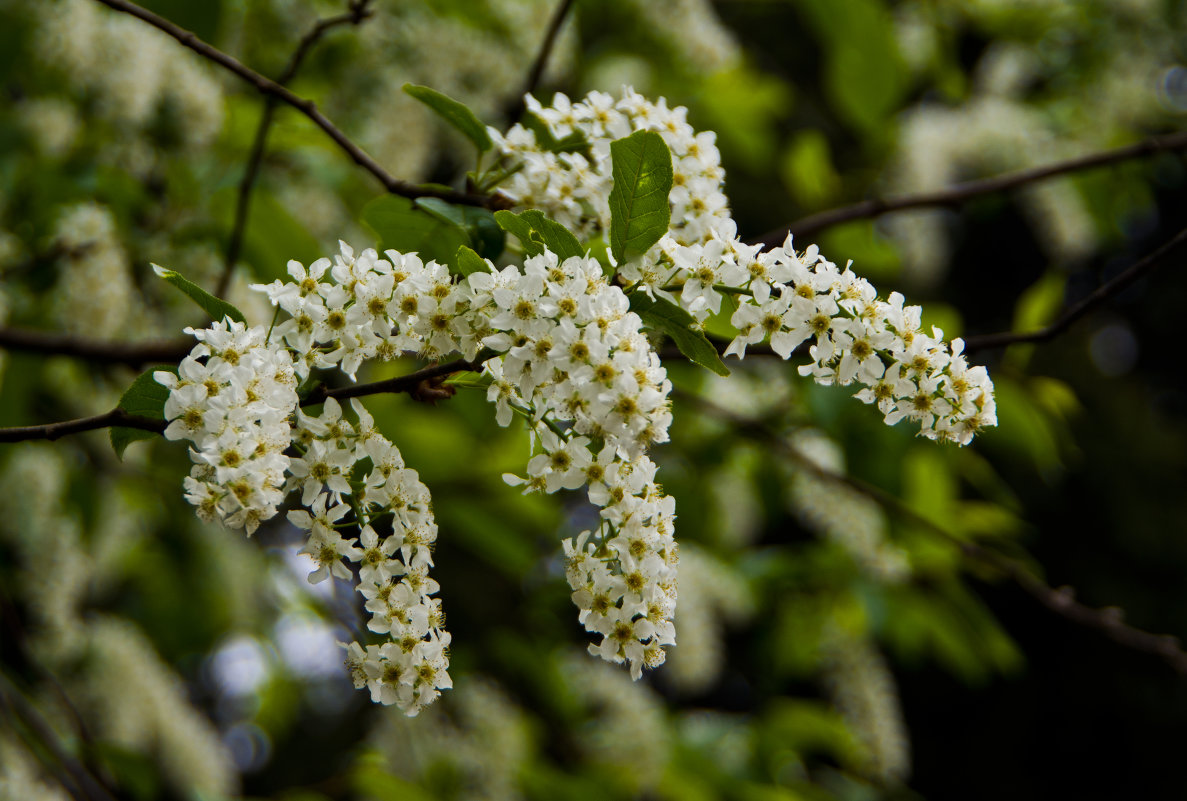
(156, 248, 455, 714)
(478, 252, 678, 679)
(632, 231, 998, 445)
(294, 400, 451, 717)
(157, 320, 298, 533)
(264, 241, 681, 678)
(490, 89, 995, 445)
(159, 236, 683, 707)
(490, 87, 729, 246)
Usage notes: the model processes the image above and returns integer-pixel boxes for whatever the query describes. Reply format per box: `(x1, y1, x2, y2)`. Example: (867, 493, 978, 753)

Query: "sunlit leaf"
(152, 264, 246, 324)
(629, 292, 729, 376)
(608, 130, 673, 263)
(403, 83, 492, 153)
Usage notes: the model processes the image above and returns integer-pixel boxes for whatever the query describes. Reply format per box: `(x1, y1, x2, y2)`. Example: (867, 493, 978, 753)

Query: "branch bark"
(0, 328, 192, 367)
(218, 0, 375, 298)
(752, 129, 1187, 248)
(91, 0, 494, 208)
(963, 223, 1187, 352)
(510, 0, 577, 123)
(0, 354, 496, 444)
(676, 388, 1187, 676)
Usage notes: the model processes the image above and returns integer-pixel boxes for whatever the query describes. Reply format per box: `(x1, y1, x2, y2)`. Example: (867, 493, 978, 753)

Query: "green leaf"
(361, 195, 468, 268)
(608, 130, 673, 264)
(111, 367, 175, 460)
(629, 293, 729, 376)
(152, 264, 246, 324)
(461, 206, 506, 259)
(414, 196, 467, 228)
(455, 245, 490, 278)
(493, 210, 584, 260)
(415, 198, 506, 260)
(493, 210, 544, 257)
(403, 83, 492, 153)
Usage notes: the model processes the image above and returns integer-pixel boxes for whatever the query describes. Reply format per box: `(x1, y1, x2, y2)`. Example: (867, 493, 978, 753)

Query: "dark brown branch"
(511, 0, 577, 122)
(752, 129, 1187, 248)
(0, 354, 496, 444)
(0, 409, 166, 444)
(963, 223, 1187, 353)
(218, 0, 375, 298)
(676, 388, 1187, 676)
(305, 353, 493, 405)
(91, 0, 493, 209)
(0, 328, 192, 367)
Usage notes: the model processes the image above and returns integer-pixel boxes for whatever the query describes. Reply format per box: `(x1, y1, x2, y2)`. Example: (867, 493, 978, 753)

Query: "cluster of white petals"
(291, 398, 451, 717)
(495, 88, 995, 444)
(257, 242, 679, 678)
(156, 320, 298, 534)
(479, 252, 678, 679)
(490, 87, 729, 246)
(634, 231, 998, 445)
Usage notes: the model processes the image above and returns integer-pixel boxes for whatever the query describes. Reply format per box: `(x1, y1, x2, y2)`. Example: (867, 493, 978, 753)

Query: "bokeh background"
(3, 0, 1187, 799)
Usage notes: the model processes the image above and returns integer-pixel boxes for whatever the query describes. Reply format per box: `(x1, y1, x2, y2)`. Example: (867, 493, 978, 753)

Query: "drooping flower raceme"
(637, 231, 997, 444)
(472, 251, 678, 679)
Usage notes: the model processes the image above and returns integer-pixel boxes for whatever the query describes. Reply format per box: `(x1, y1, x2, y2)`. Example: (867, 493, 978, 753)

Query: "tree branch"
(752, 129, 1187, 248)
(0, 354, 497, 445)
(90, 0, 496, 209)
(963, 223, 1187, 353)
(218, 0, 375, 298)
(0, 409, 166, 444)
(305, 354, 493, 405)
(510, 0, 577, 123)
(0, 328, 192, 367)
(676, 388, 1187, 676)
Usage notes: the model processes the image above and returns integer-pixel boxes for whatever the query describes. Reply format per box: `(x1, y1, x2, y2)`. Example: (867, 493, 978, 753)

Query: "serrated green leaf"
(455, 245, 489, 278)
(414, 196, 467, 227)
(111, 367, 175, 459)
(362, 195, 468, 268)
(609, 130, 673, 264)
(493, 210, 583, 260)
(516, 211, 583, 260)
(152, 264, 246, 324)
(403, 83, 492, 153)
(493, 210, 544, 257)
(629, 293, 729, 376)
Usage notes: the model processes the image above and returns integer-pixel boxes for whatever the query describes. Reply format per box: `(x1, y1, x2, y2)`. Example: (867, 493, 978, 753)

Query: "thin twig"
(0, 354, 495, 445)
(0, 672, 120, 801)
(217, 0, 375, 298)
(0, 328, 191, 367)
(511, 0, 577, 123)
(676, 388, 1187, 675)
(91, 0, 494, 208)
(963, 223, 1187, 352)
(752, 129, 1187, 248)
